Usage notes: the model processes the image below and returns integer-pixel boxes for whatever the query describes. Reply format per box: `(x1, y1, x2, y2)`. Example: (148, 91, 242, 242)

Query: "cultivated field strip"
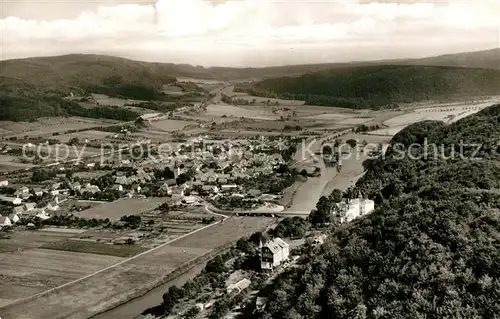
(0, 249, 122, 302)
(0, 217, 272, 319)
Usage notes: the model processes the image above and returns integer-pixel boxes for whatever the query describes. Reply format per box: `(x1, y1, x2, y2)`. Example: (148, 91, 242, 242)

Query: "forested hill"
(262, 104, 500, 319)
(249, 65, 500, 109)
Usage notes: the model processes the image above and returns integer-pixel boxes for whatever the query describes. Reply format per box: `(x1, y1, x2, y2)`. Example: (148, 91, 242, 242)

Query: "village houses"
(0, 215, 12, 228)
(335, 193, 375, 223)
(260, 237, 290, 271)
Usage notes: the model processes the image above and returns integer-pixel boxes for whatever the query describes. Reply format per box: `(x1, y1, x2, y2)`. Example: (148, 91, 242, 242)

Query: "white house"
(0, 216, 12, 227)
(0, 195, 22, 206)
(160, 183, 173, 195)
(47, 202, 59, 211)
(260, 237, 290, 271)
(70, 182, 81, 191)
(226, 278, 251, 295)
(33, 188, 44, 196)
(24, 203, 36, 211)
(336, 193, 375, 223)
(0, 180, 8, 187)
(36, 211, 51, 220)
(13, 206, 24, 216)
(8, 213, 20, 224)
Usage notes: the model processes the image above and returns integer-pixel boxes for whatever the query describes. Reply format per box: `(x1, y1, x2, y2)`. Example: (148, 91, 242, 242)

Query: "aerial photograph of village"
(0, 1, 499, 319)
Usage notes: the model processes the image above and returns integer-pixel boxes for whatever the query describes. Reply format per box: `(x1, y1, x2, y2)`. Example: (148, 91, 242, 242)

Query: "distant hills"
(1, 48, 498, 86)
(250, 64, 500, 109)
(403, 48, 500, 70)
(0, 48, 499, 120)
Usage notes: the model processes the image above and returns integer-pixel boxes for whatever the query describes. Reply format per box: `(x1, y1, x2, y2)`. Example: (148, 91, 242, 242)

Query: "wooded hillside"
(251, 65, 500, 109)
(261, 104, 500, 319)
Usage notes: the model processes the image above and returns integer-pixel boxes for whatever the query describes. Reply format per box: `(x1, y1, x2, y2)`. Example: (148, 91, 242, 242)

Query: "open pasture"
(0, 117, 118, 138)
(91, 93, 145, 107)
(150, 119, 197, 131)
(170, 217, 273, 249)
(41, 239, 147, 258)
(231, 94, 306, 106)
(56, 130, 113, 143)
(368, 101, 495, 136)
(0, 248, 123, 303)
(74, 197, 167, 220)
(205, 103, 279, 120)
(176, 77, 224, 85)
(0, 155, 35, 172)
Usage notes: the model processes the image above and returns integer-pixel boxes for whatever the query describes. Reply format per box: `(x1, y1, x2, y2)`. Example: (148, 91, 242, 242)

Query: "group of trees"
(212, 196, 262, 210)
(18, 214, 111, 229)
(249, 65, 500, 109)
(244, 170, 299, 195)
(22, 213, 145, 230)
(125, 101, 189, 113)
(259, 104, 500, 318)
(271, 217, 309, 239)
(354, 124, 381, 133)
(31, 169, 57, 183)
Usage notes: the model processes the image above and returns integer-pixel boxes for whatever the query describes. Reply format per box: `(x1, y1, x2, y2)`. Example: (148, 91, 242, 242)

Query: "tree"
(272, 217, 309, 238)
(249, 231, 267, 245)
(208, 298, 230, 319)
(31, 169, 52, 182)
(162, 285, 184, 313)
(184, 306, 200, 319)
(329, 189, 343, 203)
(68, 137, 80, 146)
(308, 196, 332, 226)
(65, 170, 73, 180)
(346, 139, 357, 148)
(205, 255, 227, 273)
(236, 238, 252, 253)
(322, 145, 333, 156)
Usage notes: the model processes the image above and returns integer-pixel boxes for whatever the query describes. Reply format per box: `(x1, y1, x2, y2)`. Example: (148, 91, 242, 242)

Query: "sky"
(1, 0, 499, 66)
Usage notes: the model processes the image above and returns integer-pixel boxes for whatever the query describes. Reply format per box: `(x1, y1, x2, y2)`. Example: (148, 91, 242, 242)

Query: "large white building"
(260, 237, 290, 271)
(336, 194, 375, 223)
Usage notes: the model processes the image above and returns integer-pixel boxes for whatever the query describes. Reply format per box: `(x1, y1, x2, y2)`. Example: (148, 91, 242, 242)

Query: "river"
(90, 263, 207, 319)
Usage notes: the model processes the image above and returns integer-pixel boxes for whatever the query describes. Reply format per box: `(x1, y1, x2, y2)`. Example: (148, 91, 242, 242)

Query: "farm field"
(75, 197, 167, 220)
(41, 239, 147, 257)
(0, 217, 273, 319)
(0, 248, 123, 306)
(150, 119, 198, 131)
(56, 130, 113, 143)
(205, 103, 279, 120)
(91, 94, 145, 107)
(368, 100, 496, 136)
(0, 155, 35, 172)
(0, 117, 118, 138)
(176, 77, 223, 84)
(229, 94, 306, 106)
